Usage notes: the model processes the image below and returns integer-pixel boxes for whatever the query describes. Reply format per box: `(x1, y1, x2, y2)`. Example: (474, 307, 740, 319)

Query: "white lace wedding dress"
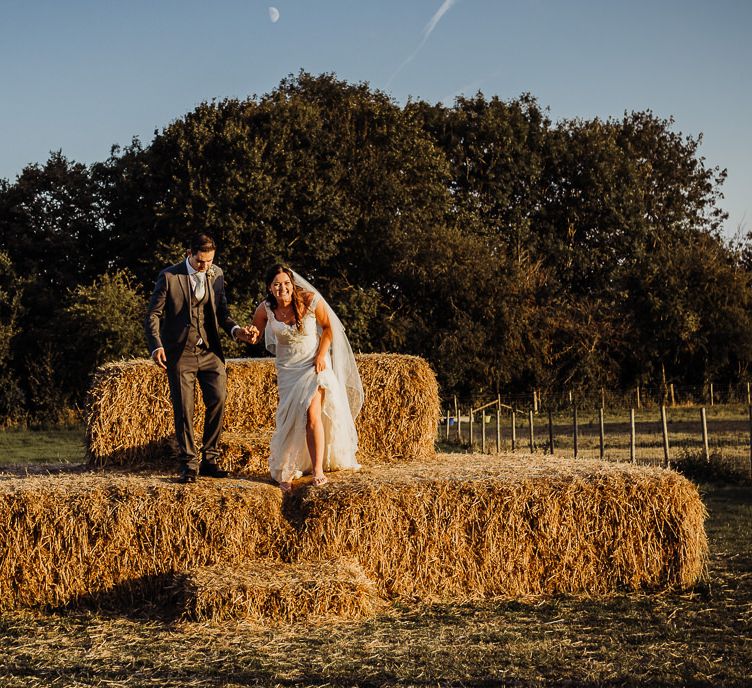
(265, 295, 361, 484)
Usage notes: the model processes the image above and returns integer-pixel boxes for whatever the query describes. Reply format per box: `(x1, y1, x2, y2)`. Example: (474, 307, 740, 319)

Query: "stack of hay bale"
(86, 354, 438, 472)
(0, 354, 709, 623)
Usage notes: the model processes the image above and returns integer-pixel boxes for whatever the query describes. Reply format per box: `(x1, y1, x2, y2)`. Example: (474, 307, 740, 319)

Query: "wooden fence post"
(747, 382, 751, 406)
(661, 405, 670, 467)
(636, 385, 641, 410)
(670, 383, 675, 407)
(528, 410, 535, 453)
(457, 408, 462, 444)
(710, 382, 715, 407)
(496, 399, 501, 454)
(548, 407, 554, 455)
(630, 408, 636, 464)
(445, 408, 450, 442)
(700, 407, 709, 462)
(511, 410, 517, 452)
(748, 405, 752, 479)
(573, 406, 579, 459)
(598, 407, 605, 460)
(469, 408, 474, 451)
(481, 410, 487, 454)
(600, 388, 606, 411)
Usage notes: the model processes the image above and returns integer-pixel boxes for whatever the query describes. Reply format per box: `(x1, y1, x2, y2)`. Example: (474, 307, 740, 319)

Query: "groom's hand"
(235, 327, 254, 344)
(236, 325, 259, 345)
(152, 347, 167, 370)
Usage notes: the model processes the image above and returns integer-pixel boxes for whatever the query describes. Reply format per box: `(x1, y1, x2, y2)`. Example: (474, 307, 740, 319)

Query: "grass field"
(0, 426, 749, 686)
(0, 426, 85, 465)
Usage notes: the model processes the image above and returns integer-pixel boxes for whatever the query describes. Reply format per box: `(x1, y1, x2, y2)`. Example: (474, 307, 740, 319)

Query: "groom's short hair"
(190, 233, 217, 254)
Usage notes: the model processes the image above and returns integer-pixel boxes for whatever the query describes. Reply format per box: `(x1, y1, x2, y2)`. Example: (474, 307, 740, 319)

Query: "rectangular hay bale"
(0, 473, 289, 610)
(285, 454, 709, 600)
(0, 454, 707, 611)
(85, 354, 439, 472)
(178, 559, 383, 623)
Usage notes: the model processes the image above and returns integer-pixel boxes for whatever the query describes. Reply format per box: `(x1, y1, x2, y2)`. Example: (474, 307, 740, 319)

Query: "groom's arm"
(145, 270, 167, 360)
(213, 270, 239, 337)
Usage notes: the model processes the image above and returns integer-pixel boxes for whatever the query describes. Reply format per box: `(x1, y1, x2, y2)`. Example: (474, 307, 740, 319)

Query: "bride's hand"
(246, 325, 260, 344)
(314, 353, 327, 373)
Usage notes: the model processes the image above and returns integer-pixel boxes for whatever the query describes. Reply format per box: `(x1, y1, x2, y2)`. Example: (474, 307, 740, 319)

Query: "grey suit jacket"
(144, 261, 238, 363)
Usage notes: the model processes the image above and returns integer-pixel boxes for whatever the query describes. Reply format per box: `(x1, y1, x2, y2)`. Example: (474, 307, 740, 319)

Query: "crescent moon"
(268, 6, 280, 23)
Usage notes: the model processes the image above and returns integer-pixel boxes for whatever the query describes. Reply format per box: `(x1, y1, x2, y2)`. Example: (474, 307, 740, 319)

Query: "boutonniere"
(206, 266, 217, 280)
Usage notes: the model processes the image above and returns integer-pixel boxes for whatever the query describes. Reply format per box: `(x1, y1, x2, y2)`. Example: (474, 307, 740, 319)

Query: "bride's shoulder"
(300, 291, 317, 309)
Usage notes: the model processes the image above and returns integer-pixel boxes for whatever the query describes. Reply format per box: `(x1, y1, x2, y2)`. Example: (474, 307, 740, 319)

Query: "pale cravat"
(193, 272, 206, 300)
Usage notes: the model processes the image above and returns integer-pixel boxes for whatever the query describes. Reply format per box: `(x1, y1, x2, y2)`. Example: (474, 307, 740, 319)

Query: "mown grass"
(0, 426, 85, 465)
(0, 481, 748, 687)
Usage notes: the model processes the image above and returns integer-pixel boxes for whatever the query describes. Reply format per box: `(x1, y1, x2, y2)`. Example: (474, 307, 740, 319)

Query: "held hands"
(235, 329, 251, 344)
(236, 325, 260, 345)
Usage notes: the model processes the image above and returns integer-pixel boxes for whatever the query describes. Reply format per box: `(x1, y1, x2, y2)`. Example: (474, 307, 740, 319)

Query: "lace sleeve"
(304, 291, 321, 312)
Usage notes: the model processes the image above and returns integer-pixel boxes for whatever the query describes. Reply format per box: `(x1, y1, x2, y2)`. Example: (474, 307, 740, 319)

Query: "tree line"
(1, 71, 751, 425)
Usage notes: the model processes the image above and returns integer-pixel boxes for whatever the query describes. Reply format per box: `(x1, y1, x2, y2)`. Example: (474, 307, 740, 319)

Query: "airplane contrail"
(387, 0, 459, 87)
(423, 0, 458, 40)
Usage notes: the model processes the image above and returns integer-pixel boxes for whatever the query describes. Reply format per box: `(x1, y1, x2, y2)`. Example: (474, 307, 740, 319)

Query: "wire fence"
(449, 381, 752, 415)
(437, 394, 752, 479)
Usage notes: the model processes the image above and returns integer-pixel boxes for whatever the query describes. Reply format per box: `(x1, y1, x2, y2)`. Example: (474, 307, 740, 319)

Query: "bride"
(247, 264, 363, 491)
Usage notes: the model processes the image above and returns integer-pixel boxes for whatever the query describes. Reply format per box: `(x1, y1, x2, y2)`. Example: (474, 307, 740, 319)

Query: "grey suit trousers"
(166, 344, 227, 471)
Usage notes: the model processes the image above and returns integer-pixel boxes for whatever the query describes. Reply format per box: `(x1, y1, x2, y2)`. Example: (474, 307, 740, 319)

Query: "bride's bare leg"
(306, 387, 327, 484)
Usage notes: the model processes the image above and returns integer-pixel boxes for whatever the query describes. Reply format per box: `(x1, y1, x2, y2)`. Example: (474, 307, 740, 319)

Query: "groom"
(145, 233, 250, 483)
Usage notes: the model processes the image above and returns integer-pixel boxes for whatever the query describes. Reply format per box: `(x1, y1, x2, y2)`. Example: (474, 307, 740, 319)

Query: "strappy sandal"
(279, 481, 293, 493)
(312, 475, 329, 487)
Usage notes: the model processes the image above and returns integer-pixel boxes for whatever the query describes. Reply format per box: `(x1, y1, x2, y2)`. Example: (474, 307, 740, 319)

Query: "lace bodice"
(265, 298, 320, 355)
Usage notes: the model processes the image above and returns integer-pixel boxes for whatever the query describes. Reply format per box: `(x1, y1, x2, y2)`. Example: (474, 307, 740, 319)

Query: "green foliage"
(0, 251, 25, 422)
(0, 72, 749, 420)
(0, 152, 108, 290)
(61, 270, 147, 378)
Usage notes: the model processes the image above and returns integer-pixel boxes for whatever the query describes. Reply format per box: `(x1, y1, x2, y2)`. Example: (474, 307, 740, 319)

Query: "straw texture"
(0, 454, 708, 611)
(217, 430, 274, 476)
(85, 354, 439, 472)
(286, 453, 709, 600)
(0, 473, 288, 610)
(178, 559, 383, 623)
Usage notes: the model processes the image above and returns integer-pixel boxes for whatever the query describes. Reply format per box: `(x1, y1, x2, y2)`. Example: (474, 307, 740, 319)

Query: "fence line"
(439, 398, 752, 478)
(448, 381, 752, 416)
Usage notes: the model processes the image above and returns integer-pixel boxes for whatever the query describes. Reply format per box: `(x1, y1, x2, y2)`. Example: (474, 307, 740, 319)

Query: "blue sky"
(1, 0, 750, 238)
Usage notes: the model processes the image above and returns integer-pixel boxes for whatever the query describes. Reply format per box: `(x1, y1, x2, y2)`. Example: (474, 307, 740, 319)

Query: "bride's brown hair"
(265, 264, 306, 330)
